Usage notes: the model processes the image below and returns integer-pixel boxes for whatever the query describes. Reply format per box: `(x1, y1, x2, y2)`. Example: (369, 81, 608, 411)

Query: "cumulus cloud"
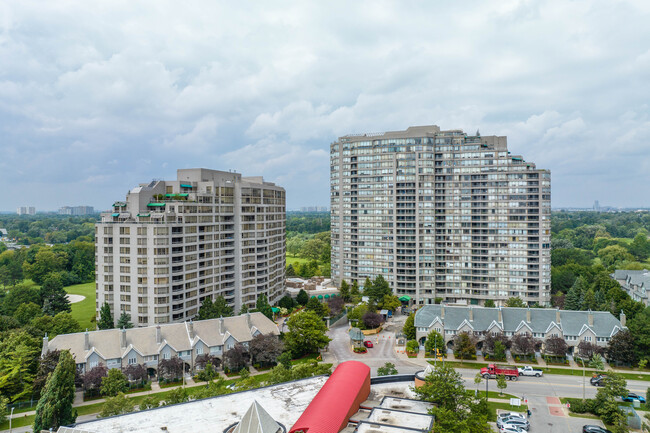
(1, 0, 650, 209)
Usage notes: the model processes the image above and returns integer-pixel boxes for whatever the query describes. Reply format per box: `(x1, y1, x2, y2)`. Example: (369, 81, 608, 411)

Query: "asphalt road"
(327, 316, 647, 433)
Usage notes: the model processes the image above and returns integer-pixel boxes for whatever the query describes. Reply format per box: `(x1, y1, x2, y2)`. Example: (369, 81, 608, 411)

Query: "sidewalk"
(7, 368, 263, 420)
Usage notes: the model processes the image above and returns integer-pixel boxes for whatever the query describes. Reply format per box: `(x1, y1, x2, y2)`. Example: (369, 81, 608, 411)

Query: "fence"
(7, 399, 37, 411)
(619, 405, 641, 430)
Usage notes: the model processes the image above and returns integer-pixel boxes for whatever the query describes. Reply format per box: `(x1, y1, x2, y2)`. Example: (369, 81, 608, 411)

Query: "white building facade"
(96, 168, 286, 326)
(331, 126, 551, 306)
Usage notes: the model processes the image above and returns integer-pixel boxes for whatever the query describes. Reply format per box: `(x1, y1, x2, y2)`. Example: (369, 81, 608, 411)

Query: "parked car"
(363, 341, 374, 348)
(518, 366, 543, 377)
(621, 392, 646, 403)
(582, 425, 613, 433)
(590, 375, 608, 386)
(497, 416, 529, 431)
(497, 412, 527, 421)
(498, 426, 525, 433)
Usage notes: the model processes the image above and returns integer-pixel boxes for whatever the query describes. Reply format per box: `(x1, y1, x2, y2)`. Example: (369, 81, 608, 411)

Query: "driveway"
(325, 315, 421, 375)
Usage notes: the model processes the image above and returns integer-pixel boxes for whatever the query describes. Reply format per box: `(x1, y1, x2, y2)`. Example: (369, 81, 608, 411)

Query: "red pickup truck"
(480, 364, 519, 381)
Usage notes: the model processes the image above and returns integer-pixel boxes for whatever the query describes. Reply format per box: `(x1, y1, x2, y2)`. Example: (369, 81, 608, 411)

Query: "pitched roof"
(414, 305, 624, 338)
(232, 400, 282, 433)
(46, 312, 279, 364)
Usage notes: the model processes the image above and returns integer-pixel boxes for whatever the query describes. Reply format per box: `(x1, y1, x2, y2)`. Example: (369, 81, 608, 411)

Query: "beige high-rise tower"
(330, 126, 551, 306)
(96, 168, 286, 326)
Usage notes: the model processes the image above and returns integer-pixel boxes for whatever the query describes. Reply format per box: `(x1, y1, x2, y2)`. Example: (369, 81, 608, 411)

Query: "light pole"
(580, 358, 585, 401)
(485, 376, 489, 401)
(9, 406, 14, 433)
(434, 334, 437, 368)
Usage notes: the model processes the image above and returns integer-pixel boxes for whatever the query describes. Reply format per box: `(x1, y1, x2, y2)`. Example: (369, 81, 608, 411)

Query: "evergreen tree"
(403, 313, 416, 340)
(255, 294, 273, 319)
(239, 303, 249, 315)
(305, 297, 329, 318)
(116, 312, 133, 329)
(97, 303, 114, 330)
(339, 280, 350, 302)
(350, 280, 361, 301)
(213, 295, 233, 317)
(285, 264, 296, 277)
(583, 288, 597, 310)
(296, 289, 309, 306)
(362, 277, 373, 296)
(40, 273, 71, 316)
(197, 298, 215, 320)
(484, 299, 496, 308)
(565, 278, 583, 310)
(33, 351, 77, 432)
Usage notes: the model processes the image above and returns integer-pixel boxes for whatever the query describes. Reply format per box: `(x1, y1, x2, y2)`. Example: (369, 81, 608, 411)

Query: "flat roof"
(379, 396, 434, 414)
(356, 423, 425, 433)
(71, 376, 328, 433)
(366, 408, 433, 430)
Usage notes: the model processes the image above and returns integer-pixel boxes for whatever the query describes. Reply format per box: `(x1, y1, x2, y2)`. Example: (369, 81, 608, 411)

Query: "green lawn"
(64, 282, 96, 331)
(286, 254, 310, 266)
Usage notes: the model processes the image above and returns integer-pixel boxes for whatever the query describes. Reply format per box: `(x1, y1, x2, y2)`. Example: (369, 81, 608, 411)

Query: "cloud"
(1, 0, 650, 209)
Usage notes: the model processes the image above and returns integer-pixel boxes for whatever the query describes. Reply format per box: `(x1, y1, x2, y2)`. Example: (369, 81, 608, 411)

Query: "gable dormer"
(544, 321, 562, 334)
(486, 320, 503, 335)
(515, 321, 533, 334)
(456, 319, 474, 333)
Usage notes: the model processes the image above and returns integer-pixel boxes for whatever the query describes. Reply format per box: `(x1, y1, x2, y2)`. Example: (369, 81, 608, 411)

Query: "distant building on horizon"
(16, 206, 35, 215)
(96, 168, 286, 327)
(59, 205, 95, 215)
(331, 125, 551, 307)
(299, 206, 329, 212)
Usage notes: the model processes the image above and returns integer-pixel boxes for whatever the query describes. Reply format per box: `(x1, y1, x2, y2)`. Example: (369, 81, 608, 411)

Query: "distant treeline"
(0, 214, 98, 245)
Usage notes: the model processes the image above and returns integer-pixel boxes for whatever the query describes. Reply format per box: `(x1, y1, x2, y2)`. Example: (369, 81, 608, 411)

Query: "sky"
(1, 0, 650, 211)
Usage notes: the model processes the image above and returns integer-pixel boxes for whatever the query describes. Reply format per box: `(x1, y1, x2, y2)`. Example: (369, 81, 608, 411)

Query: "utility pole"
(9, 406, 14, 433)
(485, 376, 489, 401)
(581, 358, 585, 401)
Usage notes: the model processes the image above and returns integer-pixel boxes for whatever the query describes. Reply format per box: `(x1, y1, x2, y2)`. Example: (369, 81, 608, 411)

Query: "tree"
(296, 289, 309, 306)
(254, 294, 273, 320)
(362, 311, 384, 329)
(406, 340, 419, 353)
(544, 335, 568, 357)
(577, 341, 604, 359)
(278, 295, 295, 310)
(403, 313, 416, 340)
(223, 343, 250, 371)
(454, 332, 476, 360)
(484, 300, 495, 308)
(284, 310, 331, 357)
(40, 273, 71, 316)
(97, 303, 114, 330)
(565, 277, 585, 310)
(0, 396, 8, 425)
(277, 352, 292, 370)
(285, 264, 296, 277)
(249, 334, 284, 366)
(608, 330, 636, 365)
(196, 362, 217, 382)
(483, 332, 510, 355)
(13, 302, 42, 326)
(504, 297, 526, 308)
(33, 350, 61, 397)
(51, 312, 82, 336)
(123, 364, 147, 383)
(99, 393, 135, 417)
(589, 353, 606, 371)
(599, 245, 635, 268)
(377, 362, 398, 376)
(238, 303, 249, 315)
(379, 294, 401, 311)
(629, 233, 650, 261)
(305, 297, 329, 318)
(594, 372, 628, 425)
(628, 306, 650, 363)
(195, 354, 221, 370)
(83, 365, 108, 392)
(101, 368, 128, 397)
(327, 296, 345, 316)
(424, 330, 445, 356)
(163, 387, 189, 405)
(339, 280, 350, 301)
(0, 330, 41, 401)
(349, 280, 361, 302)
(139, 395, 160, 410)
(493, 341, 507, 362)
(362, 277, 373, 296)
(413, 363, 490, 432)
(496, 374, 507, 396)
(33, 351, 77, 432)
(197, 298, 215, 320)
(116, 312, 134, 329)
(158, 357, 184, 381)
(365, 275, 391, 304)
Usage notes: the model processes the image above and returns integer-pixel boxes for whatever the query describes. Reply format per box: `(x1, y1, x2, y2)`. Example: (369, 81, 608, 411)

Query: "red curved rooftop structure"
(289, 360, 371, 433)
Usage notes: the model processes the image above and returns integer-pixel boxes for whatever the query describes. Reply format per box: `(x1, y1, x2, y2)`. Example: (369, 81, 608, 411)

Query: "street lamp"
(9, 406, 14, 433)
(485, 375, 489, 400)
(580, 358, 585, 401)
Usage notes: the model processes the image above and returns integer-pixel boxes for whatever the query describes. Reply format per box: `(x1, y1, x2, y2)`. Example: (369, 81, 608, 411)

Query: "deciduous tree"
(99, 393, 135, 417)
(402, 313, 416, 340)
(284, 311, 331, 357)
(249, 334, 284, 366)
(100, 368, 128, 397)
(254, 294, 273, 320)
(454, 332, 476, 360)
(377, 362, 398, 376)
(608, 330, 636, 365)
(544, 335, 568, 357)
(504, 297, 526, 308)
(83, 365, 108, 391)
(223, 343, 250, 371)
(424, 330, 445, 356)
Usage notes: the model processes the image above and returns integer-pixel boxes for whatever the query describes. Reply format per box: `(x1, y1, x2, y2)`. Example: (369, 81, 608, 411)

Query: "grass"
(286, 254, 310, 266)
(487, 401, 526, 421)
(291, 353, 320, 365)
(64, 282, 96, 330)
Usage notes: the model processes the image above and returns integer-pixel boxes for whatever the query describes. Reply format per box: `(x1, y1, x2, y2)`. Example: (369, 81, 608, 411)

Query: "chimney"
(41, 333, 49, 357)
(498, 307, 502, 323)
(120, 328, 127, 349)
(469, 307, 473, 322)
(440, 305, 445, 319)
(620, 310, 626, 327)
(188, 320, 194, 339)
(219, 316, 224, 334)
(246, 312, 251, 328)
(588, 310, 594, 327)
(556, 309, 561, 324)
(84, 329, 90, 351)
(156, 325, 162, 344)
(526, 307, 531, 323)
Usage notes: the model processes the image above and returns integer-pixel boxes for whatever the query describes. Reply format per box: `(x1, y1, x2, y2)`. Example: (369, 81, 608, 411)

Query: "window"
(163, 352, 171, 360)
(196, 346, 203, 355)
(128, 357, 137, 365)
(90, 361, 98, 368)
(583, 336, 592, 342)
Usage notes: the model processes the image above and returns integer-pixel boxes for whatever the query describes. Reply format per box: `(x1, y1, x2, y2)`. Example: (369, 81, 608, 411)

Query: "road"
(327, 315, 647, 433)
